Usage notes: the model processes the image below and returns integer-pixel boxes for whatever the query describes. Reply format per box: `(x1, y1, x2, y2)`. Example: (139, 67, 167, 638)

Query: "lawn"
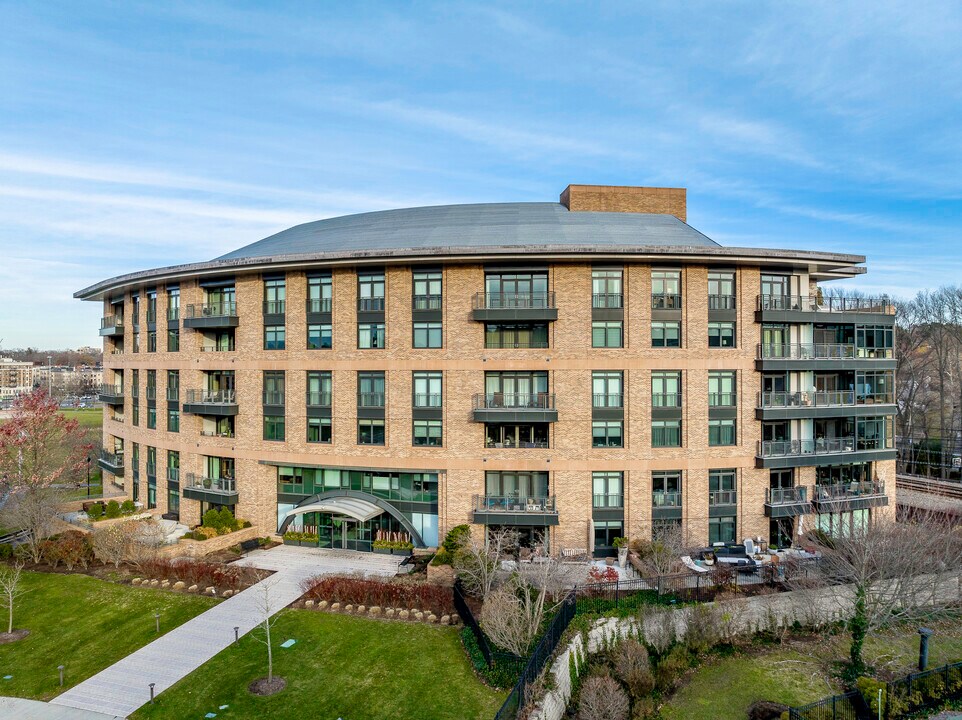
(0, 571, 216, 701)
(132, 609, 505, 720)
(59, 408, 103, 430)
(660, 619, 962, 720)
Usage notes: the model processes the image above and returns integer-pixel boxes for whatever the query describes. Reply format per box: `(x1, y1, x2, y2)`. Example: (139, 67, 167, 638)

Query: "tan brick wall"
(99, 262, 897, 547)
(560, 185, 687, 222)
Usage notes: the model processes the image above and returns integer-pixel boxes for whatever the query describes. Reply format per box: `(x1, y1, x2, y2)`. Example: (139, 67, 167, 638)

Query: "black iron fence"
(789, 690, 865, 720)
(454, 579, 492, 665)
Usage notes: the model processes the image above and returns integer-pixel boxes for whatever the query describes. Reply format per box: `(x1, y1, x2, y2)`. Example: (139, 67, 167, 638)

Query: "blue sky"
(1, 1, 960, 348)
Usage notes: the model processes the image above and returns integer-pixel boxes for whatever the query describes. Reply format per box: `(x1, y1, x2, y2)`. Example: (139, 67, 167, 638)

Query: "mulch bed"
(0, 629, 30, 644)
(248, 676, 287, 696)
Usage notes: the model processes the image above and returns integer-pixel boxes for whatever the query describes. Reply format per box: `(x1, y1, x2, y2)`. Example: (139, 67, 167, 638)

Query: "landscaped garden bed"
(297, 574, 457, 624)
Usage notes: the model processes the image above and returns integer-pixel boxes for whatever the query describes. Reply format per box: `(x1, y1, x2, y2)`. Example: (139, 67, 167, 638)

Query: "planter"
(617, 547, 628, 568)
(393, 548, 414, 556)
(373, 547, 393, 555)
(299, 540, 318, 548)
(605, 556, 615, 567)
(283, 538, 298, 546)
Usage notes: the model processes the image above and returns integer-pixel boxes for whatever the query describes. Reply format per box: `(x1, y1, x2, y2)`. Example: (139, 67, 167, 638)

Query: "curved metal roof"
(215, 202, 719, 261)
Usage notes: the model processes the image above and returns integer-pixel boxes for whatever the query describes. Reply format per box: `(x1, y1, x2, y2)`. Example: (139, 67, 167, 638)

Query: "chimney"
(560, 184, 686, 222)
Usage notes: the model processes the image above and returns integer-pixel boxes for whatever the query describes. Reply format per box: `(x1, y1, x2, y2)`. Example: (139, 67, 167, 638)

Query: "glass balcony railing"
(651, 293, 682, 310)
(184, 473, 236, 494)
(757, 436, 890, 458)
(813, 481, 885, 500)
(184, 389, 236, 405)
(473, 393, 555, 410)
(184, 302, 237, 319)
(357, 297, 385, 312)
(263, 300, 286, 314)
(766, 486, 808, 505)
(473, 292, 556, 310)
(592, 393, 623, 408)
(413, 393, 442, 408)
(358, 392, 385, 408)
(262, 391, 286, 406)
(592, 494, 624, 508)
(757, 294, 895, 314)
(472, 495, 557, 513)
(708, 392, 737, 407)
(652, 491, 682, 508)
(708, 490, 737, 506)
(757, 343, 857, 360)
(412, 295, 442, 311)
(708, 294, 737, 310)
(652, 393, 682, 408)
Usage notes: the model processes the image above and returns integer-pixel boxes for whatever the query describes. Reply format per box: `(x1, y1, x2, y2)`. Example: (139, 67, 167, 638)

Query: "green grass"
(132, 609, 505, 720)
(59, 408, 103, 430)
(0, 571, 216, 700)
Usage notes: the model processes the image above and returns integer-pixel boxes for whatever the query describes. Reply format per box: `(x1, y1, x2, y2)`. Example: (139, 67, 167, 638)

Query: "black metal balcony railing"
(263, 300, 286, 314)
(306, 298, 333, 314)
(184, 473, 236, 494)
(757, 436, 889, 458)
(100, 316, 124, 330)
(486, 438, 549, 449)
(651, 293, 682, 310)
(473, 292, 556, 310)
(200, 344, 235, 352)
(766, 486, 808, 505)
(708, 294, 737, 310)
(167, 306, 180, 321)
(145, 309, 156, 324)
(145, 386, 156, 401)
(200, 429, 235, 438)
(166, 388, 179, 401)
(357, 297, 385, 312)
(184, 389, 236, 404)
(306, 391, 332, 407)
(99, 383, 124, 396)
(592, 494, 624, 508)
(146, 463, 156, 478)
(413, 393, 442, 408)
(358, 392, 385, 408)
(592, 393, 624, 408)
(99, 450, 124, 468)
(472, 495, 557, 513)
(413, 294, 442, 311)
(652, 491, 682, 508)
(592, 293, 624, 309)
(184, 302, 238, 319)
(708, 392, 737, 407)
(262, 391, 286, 406)
(757, 294, 895, 314)
(709, 490, 737, 506)
(652, 392, 682, 408)
(814, 480, 885, 500)
(473, 393, 556, 410)
(757, 343, 856, 360)
(167, 467, 180, 482)
(484, 338, 550, 349)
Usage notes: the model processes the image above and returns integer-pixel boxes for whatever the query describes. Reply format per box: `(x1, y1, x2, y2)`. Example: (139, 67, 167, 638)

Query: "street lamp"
(86, 456, 91, 498)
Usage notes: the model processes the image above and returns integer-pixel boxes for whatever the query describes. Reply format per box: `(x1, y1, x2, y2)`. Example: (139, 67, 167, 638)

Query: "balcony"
(357, 297, 385, 313)
(358, 392, 385, 409)
(472, 393, 557, 423)
(756, 294, 895, 324)
(592, 293, 624, 309)
(756, 343, 895, 371)
(182, 473, 239, 504)
(98, 450, 124, 475)
(811, 480, 888, 512)
(652, 491, 682, 519)
(471, 495, 558, 526)
(756, 390, 896, 420)
(182, 302, 239, 329)
(764, 486, 812, 518)
(413, 394, 442, 408)
(98, 384, 124, 405)
(708, 295, 737, 311)
(262, 391, 286, 408)
(413, 295, 443, 311)
(471, 292, 558, 322)
(306, 298, 333, 314)
(182, 389, 239, 416)
(756, 437, 896, 468)
(708, 490, 737, 507)
(306, 391, 332, 408)
(651, 293, 682, 310)
(99, 316, 125, 337)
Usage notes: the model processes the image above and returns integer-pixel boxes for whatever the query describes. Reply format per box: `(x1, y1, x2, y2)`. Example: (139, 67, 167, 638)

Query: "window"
(484, 372, 549, 406)
(132, 402, 139, 426)
(652, 471, 681, 506)
(485, 323, 548, 349)
(166, 287, 180, 321)
(146, 292, 156, 323)
(264, 415, 285, 441)
(709, 419, 736, 446)
(592, 471, 623, 507)
(413, 419, 442, 447)
(709, 516, 736, 544)
(413, 371, 442, 407)
(815, 508, 871, 538)
(264, 325, 286, 350)
(484, 471, 549, 498)
(307, 417, 332, 444)
(652, 322, 681, 348)
(592, 420, 623, 448)
(264, 277, 286, 314)
(592, 321, 623, 348)
(709, 469, 737, 506)
(708, 371, 736, 406)
(652, 420, 681, 447)
(167, 408, 179, 433)
(263, 371, 285, 406)
(307, 324, 332, 350)
(358, 323, 385, 349)
(652, 270, 681, 308)
(708, 322, 736, 348)
(413, 322, 442, 348)
(307, 274, 332, 313)
(592, 371, 623, 407)
(708, 271, 736, 309)
(167, 450, 180, 481)
(413, 270, 442, 309)
(856, 370, 894, 403)
(146, 446, 157, 509)
(358, 418, 385, 445)
(485, 272, 549, 307)
(167, 370, 179, 401)
(358, 372, 385, 407)
(132, 331, 140, 353)
(306, 371, 332, 406)
(652, 371, 681, 407)
(358, 272, 385, 311)
(593, 520, 624, 554)
(167, 329, 179, 352)
(592, 269, 623, 308)
(146, 406, 157, 430)
(147, 331, 157, 352)
(485, 423, 548, 448)
(146, 370, 157, 401)
(855, 325, 894, 358)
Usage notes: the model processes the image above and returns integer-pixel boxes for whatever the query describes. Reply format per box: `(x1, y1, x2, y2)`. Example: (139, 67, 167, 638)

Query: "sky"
(1, 1, 961, 349)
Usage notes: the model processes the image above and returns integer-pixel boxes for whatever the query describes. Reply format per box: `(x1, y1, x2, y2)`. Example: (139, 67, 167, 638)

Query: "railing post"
(615, 580, 620, 609)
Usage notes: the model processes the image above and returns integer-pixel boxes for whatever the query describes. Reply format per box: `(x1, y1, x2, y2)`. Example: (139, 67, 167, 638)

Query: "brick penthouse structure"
(77, 184, 896, 554)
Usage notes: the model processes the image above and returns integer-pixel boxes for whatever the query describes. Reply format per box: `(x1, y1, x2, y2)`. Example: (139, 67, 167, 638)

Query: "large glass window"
(167, 328, 179, 352)
(710, 419, 736, 446)
(264, 277, 286, 314)
(484, 423, 548, 448)
(264, 325, 286, 350)
(652, 270, 681, 308)
(709, 516, 736, 544)
(652, 471, 681, 506)
(485, 323, 548, 349)
(855, 325, 894, 358)
(592, 420, 624, 448)
(708, 322, 736, 348)
(708, 271, 736, 309)
(708, 371, 736, 406)
(484, 272, 548, 306)
(484, 471, 549, 498)
(264, 415, 285, 441)
(594, 520, 624, 555)
(358, 418, 385, 445)
(146, 406, 157, 430)
(592, 371, 623, 407)
(413, 419, 442, 447)
(413, 270, 442, 309)
(484, 372, 549, 407)
(306, 371, 332, 406)
(307, 417, 332, 444)
(167, 408, 179, 433)
(308, 323, 332, 350)
(652, 420, 681, 447)
(413, 322, 442, 348)
(652, 371, 681, 407)
(263, 371, 285, 405)
(358, 323, 385, 349)
(166, 370, 179, 401)
(358, 372, 385, 406)
(709, 469, 737, 505)
(592, 321, 623, 348)
(358, 271, 385, 311)
(166, 287, 180, 321)
(652, 321, 681, 348)
(592, 269, 623, 308)
(307, 274, 332, 313)
(146, 331, 157, 352)
(413, 371, 442, 407)
(592, 471, 623, 507)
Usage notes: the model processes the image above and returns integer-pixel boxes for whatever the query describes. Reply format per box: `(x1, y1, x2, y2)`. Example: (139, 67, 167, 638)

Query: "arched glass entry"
(295, 512, 409, 551)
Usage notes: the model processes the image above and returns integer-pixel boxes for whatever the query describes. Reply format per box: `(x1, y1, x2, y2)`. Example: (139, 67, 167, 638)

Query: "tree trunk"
(7, 597, 13, 634)
(265, 619, 273, 683)
(848, 586, 868, 678)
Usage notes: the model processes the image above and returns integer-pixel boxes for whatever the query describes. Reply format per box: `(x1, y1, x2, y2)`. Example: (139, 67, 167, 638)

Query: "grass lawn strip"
(0, 571, 216, 701)
(132, 609, 505, 720)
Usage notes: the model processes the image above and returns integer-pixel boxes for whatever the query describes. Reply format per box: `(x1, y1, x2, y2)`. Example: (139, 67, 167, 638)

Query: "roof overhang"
(282, 496, 385, 523)
(75, 244, 867, 301)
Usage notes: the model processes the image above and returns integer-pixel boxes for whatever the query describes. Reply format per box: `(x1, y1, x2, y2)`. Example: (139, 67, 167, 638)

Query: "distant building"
(0, 357, 36, 398)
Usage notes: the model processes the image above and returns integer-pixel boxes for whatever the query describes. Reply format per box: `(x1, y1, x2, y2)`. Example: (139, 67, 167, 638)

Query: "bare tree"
(0, 563, 28, 635)
(127, 521, 167, 565)
(577, 675, 629, 720)
(453, 526, 519, 599)
(91, 524, 131, 568)
(798, 515, 962, 676)
(631, 524, 695, 577)
(250, 579, 282, 689)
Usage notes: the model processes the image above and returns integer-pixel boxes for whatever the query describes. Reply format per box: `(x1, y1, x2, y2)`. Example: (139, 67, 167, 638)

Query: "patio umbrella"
(588, 518, 595, 555)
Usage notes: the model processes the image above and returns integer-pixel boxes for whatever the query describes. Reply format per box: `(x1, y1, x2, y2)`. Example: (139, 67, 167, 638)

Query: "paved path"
(50, 546, 402, 718)
(0, 697, 121, 720)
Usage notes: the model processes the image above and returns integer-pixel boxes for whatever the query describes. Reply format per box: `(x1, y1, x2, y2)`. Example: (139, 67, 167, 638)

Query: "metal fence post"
(615, 580, 620, 609)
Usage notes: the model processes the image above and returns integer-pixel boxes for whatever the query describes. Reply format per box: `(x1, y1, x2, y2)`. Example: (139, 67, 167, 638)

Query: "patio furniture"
(682, 555, 709, 573)
(561, 547, 588, 562)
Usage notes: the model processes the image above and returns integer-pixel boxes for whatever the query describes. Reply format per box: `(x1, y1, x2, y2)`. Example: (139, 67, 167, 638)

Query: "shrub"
(54, 531, 94, 570)
(86, 503, 105, 520)
(299, 574, 455, 615)
(577, 675, 629, 720)
(684, 604, 722, 654)
(631, 697, 657, 720)
(0, 544, 12, 560)
(587, 565, 620, 584)
(39, 539, 60, 567)
(611, 639, 653, 699)
(202, 507, 240, 534)
(105, 500, 121, 519)
(430, 549, 452, 566)
(655, 645, 691, 692)
(442, 524, 471, 554)
(120, 499, 136, 515)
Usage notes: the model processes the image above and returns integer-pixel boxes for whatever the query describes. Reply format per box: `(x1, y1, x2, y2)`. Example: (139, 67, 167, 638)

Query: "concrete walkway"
(0, 697, 121, 720)
(50, 546, 403, 718)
